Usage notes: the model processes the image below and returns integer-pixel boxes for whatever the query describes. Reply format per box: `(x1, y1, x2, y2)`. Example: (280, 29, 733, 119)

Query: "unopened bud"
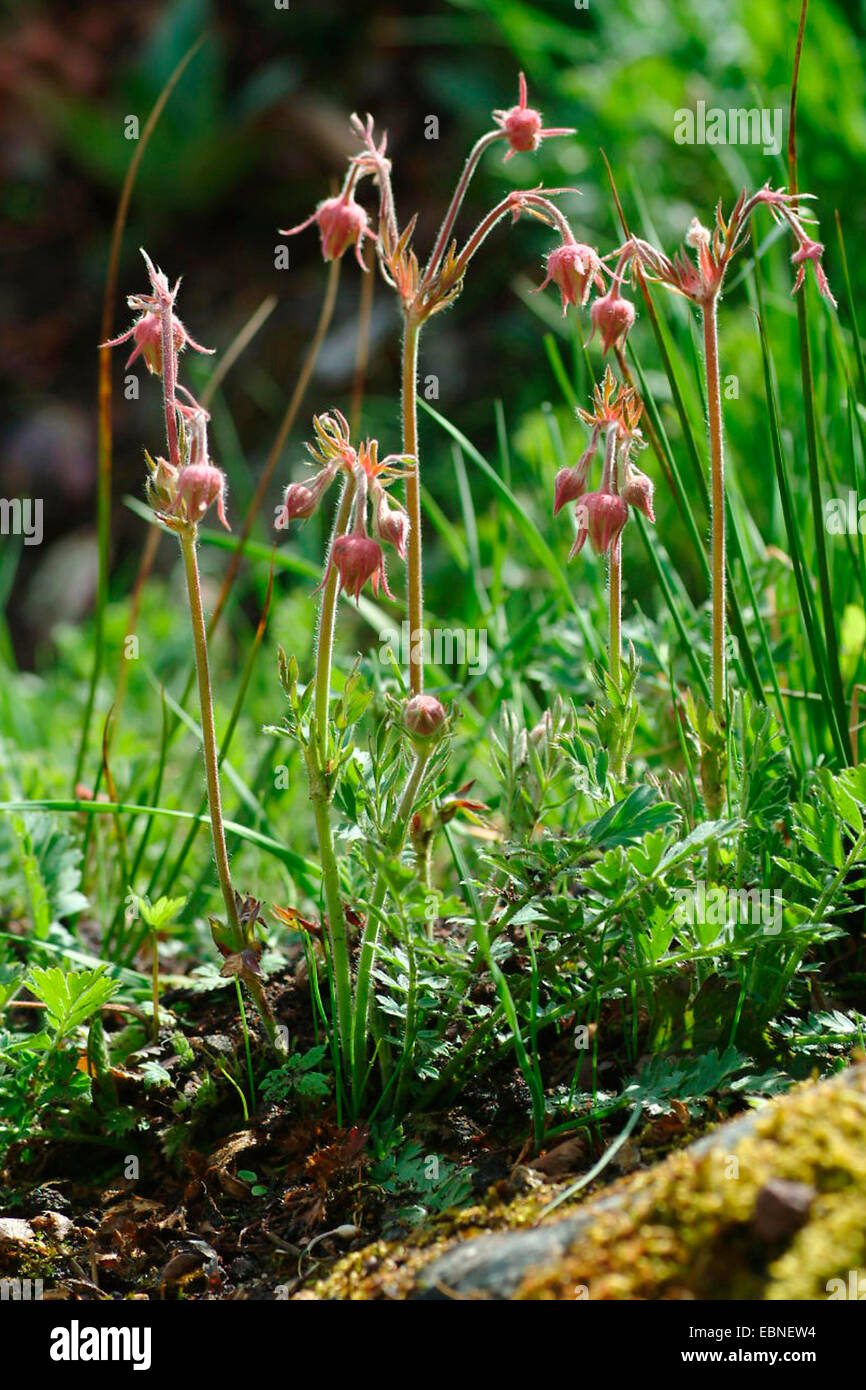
(404, 694, 448, 746)
(622, 471, 655, 522)
(590, 291, 636, 356)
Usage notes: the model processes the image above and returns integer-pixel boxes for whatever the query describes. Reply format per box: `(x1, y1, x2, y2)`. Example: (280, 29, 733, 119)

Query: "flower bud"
(374, 487, 409, 559)
(172, 463, 230, 530)
(493, 73, 574, 160)
(151, 454, 178, 494)
(571, 490, 629, 558)
(276, 464, 337, 530)
(317, 194, 369, 261)
(553, 463, 587, 516)
(329, 534, 393, 604)
(404, 694, 448, 746)
(791, 236, 836, 305)
(281, 190, 375, 269)
(622, 470, 655, 522)
(539, 242, 604, 314)
(589, 291, 636, 355)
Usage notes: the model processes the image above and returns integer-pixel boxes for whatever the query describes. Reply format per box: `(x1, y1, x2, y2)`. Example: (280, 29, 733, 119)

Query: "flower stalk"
(401, 316, 423, 693)
(702, 297, 726, 740)
(105, 250, 280, 1048)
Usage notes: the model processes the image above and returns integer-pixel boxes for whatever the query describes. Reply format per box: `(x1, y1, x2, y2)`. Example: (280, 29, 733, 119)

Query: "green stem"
(702, 299, 728, 882)
(151, 932, 159, 1043)
(308, 760, 353, 1081)
(304, 479, 362, 1080)
(609, 536, 622, 690)
(179, 526, 241, 942)
(179, 526, 280, 1050)
(314, 477, 356, 769)
(402, 315, 424, 695)
(351, 746, 431, 1110)
(234, 977, 256, 1111)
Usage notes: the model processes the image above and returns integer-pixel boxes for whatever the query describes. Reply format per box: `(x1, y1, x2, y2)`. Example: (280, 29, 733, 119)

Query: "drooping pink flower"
(622, 471, 655, 522)
(277, 483, 318, 528)
(538, 241, 605, 313)
(553, 460, 589, 516)
(373, 486, 409, 559)
(326, 534, 393, 604)
(554, 466, 585, 517)
(281, 187, 376, 269)
(275, 463, 338, 530)
(492, 72, 575, 160)
(570, 490, 629, 558)
(171, 463, 230, 530)
(790, 236, 837, 306)
(589, 290, 636, 355)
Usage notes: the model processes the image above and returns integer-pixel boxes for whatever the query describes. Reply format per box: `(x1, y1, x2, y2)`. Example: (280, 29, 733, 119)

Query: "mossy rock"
(307, 1064, 866, 1300)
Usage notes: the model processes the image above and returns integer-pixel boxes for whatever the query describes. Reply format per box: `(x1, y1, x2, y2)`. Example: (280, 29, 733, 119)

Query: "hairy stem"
(402, 315, 424, 694)
(207, 257, 342, 642)
(421, 130, 503, 290)
(75, 37, 204, 788)
(609, 534, 622, 692)
(306, 475, 358, 1082)
(703, 298, 726, 728)
(179, 526, 241, 943)
(307, 755, 353, 1081)
(180, 525, 280, 1048)
(314, 476, 357, 769)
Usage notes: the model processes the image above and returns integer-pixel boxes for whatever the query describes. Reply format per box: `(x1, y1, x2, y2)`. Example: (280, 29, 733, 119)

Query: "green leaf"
(27, 966, 117, 1041)
(137, 894, 188, 931)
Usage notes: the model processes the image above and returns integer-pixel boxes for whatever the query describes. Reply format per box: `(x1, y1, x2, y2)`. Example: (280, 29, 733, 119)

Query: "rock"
(0, 1218, 35, 1247)
(310, 1062, 866, 1300)
(415, 1196, 622, 1299)
(31, 1211, 74, 1243)
(752, 1178, 815, 1241)
(0, 1223, 35, 1256)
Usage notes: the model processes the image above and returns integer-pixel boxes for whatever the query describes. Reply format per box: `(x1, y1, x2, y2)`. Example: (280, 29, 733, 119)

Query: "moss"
(306, 1187, 561, 1300)
(307, 1066, 866, 1300)
(518, 1066, 866, 1300)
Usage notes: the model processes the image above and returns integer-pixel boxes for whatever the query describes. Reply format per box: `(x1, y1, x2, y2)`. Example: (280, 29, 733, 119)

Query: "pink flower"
(570, 490, 629, 558)
(589, 290, 636, 355)
(538, 241, 605, 313)
(281, 188, 376, 269)
(326, 534, 393, 604)
(102, 250, 213, 376)
(276, 464, 338, 530)
(493, 72, 574, 160)
(622, 471, 655, 522)
(373, 486, 409, 559)
(553, 462, 588, 516)
(277, 483, 318, 527)
(104, 307, 212, 376)
(171, 463, 230, 530)
(791, 236, 837, 307)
